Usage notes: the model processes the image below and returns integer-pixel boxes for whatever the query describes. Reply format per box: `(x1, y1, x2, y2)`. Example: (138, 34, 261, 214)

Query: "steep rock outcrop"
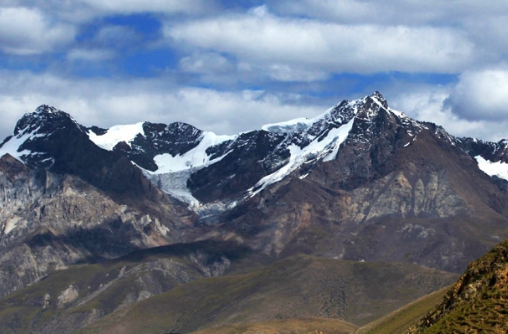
(0, 154, 196, 298)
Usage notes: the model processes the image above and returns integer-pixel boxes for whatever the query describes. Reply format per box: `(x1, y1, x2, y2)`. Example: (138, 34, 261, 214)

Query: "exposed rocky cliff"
(0, 153, 196, 298)
(1, 93, 508, 285)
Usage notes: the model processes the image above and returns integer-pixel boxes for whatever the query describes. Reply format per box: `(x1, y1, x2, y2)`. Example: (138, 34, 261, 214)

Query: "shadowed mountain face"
(0, 92, 508, 332)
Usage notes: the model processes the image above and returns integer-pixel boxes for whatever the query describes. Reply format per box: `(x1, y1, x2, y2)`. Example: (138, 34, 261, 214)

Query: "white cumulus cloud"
(166, 6, 474, 75)
(0, 7, 75, 55)
(445, 68, 508, 121)
(67, 49, 115, 61)
(179, 52, 234, 74)
(389, 84, 508, 141)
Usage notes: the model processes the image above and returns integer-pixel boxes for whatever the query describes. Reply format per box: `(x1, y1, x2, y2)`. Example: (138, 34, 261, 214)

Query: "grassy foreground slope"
(78, 255, 455, 334)
(409, 238, 508, 334)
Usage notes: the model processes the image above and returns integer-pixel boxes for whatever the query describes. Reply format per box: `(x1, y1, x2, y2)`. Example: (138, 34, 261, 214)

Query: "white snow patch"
(140, 132, 233, 209)
(250, 117, 355, 196)
(261, 104, 341, 134)
(88, 122, 145, 150)
(153, 218, 170, 235)
(476, 156, 508, 181)
(0, 135, 31, 162)
(151, 132, 234, 174)
(387, 107, 407, 118)
(0, 128, 48, 162)
(323, 118, 355, 162)
(262, 117, 314, 134)
(370, 96, 386, 110)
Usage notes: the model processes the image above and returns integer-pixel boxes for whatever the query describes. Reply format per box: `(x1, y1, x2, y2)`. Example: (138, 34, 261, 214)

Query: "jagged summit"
(370, 90, 389, 108)
(0, 106, 85, 168)
(1, 93, 508, 210)
(15, 105, 80, 136)
(34, 104, 58, 114)
(261, 91, 392, 135)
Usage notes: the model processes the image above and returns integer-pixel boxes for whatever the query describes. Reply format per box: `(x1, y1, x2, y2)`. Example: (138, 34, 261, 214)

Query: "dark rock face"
(4, 106, 198, 217)
(114, 122, 204, 171)
(13, 106, 148, 196)
(313, 96, 419, 190)
(459, 137, 508, 164)
(187, 98, 359, 203)
(457, 137, 508, 191)
(188, 130, 288, 203)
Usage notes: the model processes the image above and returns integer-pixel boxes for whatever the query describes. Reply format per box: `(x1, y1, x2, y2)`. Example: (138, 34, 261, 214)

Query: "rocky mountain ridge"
(1, 91, 508, 293)
(4, 93, 508, 213)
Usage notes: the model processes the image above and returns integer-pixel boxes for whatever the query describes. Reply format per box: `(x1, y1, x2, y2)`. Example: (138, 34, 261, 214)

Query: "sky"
(1, 1, 508, 141)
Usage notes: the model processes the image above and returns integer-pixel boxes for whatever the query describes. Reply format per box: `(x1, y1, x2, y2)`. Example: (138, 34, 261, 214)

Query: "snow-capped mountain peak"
(35, 104, 58, 114)
(0, 105, 87, 168)
(370, 90, 389, 109)
(15, 105, 81, 136)
(2, 93, 508, 216)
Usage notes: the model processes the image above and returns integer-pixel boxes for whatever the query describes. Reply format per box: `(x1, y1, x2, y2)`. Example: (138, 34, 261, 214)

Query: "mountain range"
(1, 92, 508, 333)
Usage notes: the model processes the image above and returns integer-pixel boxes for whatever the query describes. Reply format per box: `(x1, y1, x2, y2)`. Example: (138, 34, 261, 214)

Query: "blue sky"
(1, 1, 508, 141)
